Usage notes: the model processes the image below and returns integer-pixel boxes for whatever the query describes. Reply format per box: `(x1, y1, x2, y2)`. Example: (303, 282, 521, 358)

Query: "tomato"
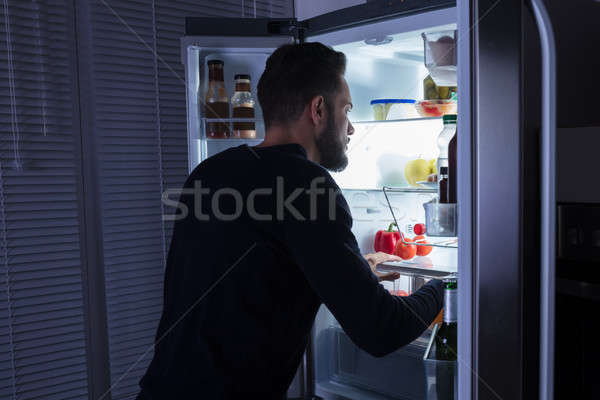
(393, 237, 417, 260)
(414, 223, 426, 236)
(413, 235, 433, 256)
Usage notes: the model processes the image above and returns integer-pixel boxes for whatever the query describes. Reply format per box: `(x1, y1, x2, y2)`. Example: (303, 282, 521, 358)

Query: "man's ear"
(309, 95, 325, 127)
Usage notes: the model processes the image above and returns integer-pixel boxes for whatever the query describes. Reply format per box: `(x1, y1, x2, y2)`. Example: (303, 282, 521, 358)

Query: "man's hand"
(363, 252, 402, 282)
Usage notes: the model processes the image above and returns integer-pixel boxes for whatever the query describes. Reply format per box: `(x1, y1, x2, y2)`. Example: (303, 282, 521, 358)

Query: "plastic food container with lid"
(370, 99, 418, 121)
(415, 99, 457, 117)
(422, 29, 457, 86)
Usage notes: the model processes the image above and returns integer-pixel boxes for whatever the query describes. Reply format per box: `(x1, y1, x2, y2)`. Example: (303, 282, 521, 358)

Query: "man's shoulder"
(184, 144, 340, 195)
(185, 146, 256, 185)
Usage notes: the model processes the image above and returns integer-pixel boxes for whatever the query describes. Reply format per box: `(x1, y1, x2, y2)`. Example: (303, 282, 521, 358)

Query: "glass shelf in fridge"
(331, 117, 443, 190)
(201, 117, 265, 140)
(205, 138, 263, 144)
(378, 185, 437, 194)
(378, 260, 457, 279)
(351, 116, 442, 126)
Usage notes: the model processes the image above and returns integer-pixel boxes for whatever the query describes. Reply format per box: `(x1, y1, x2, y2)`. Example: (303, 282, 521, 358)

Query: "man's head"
(257, 42, 354, 172)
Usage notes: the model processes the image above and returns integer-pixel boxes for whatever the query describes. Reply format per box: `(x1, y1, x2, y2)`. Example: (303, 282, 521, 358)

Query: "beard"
(315, 105, 348, 172)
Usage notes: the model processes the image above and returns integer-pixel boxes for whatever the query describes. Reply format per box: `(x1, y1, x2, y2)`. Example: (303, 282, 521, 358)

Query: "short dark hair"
(257, 42, 346, 129)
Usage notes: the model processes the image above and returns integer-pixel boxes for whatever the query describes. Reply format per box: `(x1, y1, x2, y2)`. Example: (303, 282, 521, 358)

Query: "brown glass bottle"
(204, 60, 229, 139)
(448, 127, 457, 204)
(231, 74, 256, 138)
(438, 166, 449, 204)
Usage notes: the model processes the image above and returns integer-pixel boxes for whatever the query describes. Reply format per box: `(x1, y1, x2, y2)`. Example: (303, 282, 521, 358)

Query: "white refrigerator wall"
(331, 119, 442, 188)
(343, 58, 426, 122)
(306, 8, 456, 120)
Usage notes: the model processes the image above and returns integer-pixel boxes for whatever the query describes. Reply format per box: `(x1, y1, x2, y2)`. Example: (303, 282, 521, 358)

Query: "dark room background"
(0, 1, 293, 399)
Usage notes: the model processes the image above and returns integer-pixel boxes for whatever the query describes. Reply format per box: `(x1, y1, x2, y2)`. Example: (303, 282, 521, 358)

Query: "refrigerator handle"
(529, 1, 557, 400)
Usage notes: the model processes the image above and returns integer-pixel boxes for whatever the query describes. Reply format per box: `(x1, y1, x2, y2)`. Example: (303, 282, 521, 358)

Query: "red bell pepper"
(374, 222, 402, 254)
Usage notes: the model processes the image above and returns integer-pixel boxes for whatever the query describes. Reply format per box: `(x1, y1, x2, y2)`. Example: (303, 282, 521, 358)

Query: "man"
(137, 43, 443, 399)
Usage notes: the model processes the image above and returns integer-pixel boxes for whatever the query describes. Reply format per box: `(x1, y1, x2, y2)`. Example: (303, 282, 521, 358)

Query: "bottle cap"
(207, 59, 224, 66)
(234, 74, 251, 80)
(443, 114, 457, 123)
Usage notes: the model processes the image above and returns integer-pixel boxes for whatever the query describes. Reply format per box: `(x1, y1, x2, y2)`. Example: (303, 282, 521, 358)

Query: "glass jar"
(204, 60, 230, 139)
(231, 74, 256, 139)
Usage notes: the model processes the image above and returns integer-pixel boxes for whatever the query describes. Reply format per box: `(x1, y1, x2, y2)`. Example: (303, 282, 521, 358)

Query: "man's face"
(315, 77, 355, 172)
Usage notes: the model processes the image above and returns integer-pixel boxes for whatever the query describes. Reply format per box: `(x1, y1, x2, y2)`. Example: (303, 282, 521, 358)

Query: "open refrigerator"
(180, 0, 572, 398)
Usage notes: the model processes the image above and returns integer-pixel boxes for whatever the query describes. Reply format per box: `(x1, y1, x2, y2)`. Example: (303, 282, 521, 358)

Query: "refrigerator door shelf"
(201, 118, 266, 140)
(182, 35, 293, 172)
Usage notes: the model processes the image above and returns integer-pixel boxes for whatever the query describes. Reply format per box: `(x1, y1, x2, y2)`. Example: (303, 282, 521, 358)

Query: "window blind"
(0, 1, 90, 399)
(88, 0, 293, 398)
(1, 1, 294, 400)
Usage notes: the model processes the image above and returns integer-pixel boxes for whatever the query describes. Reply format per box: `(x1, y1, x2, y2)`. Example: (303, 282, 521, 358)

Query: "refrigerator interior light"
(364, 35, 394, 46)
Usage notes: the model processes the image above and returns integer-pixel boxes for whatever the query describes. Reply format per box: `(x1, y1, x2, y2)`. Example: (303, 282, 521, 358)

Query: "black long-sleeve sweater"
(137, 143, 443, 399)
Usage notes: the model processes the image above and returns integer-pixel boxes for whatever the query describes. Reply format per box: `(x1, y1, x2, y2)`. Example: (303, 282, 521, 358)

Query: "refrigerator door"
(464, 0, 589, 399)
(465, 1, 530, 398)
(181, 18, 297, 172)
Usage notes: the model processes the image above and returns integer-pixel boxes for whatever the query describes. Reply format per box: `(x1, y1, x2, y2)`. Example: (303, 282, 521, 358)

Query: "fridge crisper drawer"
(317, 326, 445, 400)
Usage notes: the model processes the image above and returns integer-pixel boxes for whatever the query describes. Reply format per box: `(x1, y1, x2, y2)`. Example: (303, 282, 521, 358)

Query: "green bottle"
(434, 279, 457, 360)
(430, 278, 457, 400)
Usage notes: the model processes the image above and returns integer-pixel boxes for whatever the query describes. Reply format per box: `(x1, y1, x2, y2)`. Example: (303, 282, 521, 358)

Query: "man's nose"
(347, 121, 355, 136)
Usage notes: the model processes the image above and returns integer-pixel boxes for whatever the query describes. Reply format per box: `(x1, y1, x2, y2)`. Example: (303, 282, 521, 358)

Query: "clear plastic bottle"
(231, 74, 256, 139)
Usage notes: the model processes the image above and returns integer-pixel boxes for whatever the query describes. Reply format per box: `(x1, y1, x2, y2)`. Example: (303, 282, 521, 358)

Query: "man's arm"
(280, 179, 443, 357)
